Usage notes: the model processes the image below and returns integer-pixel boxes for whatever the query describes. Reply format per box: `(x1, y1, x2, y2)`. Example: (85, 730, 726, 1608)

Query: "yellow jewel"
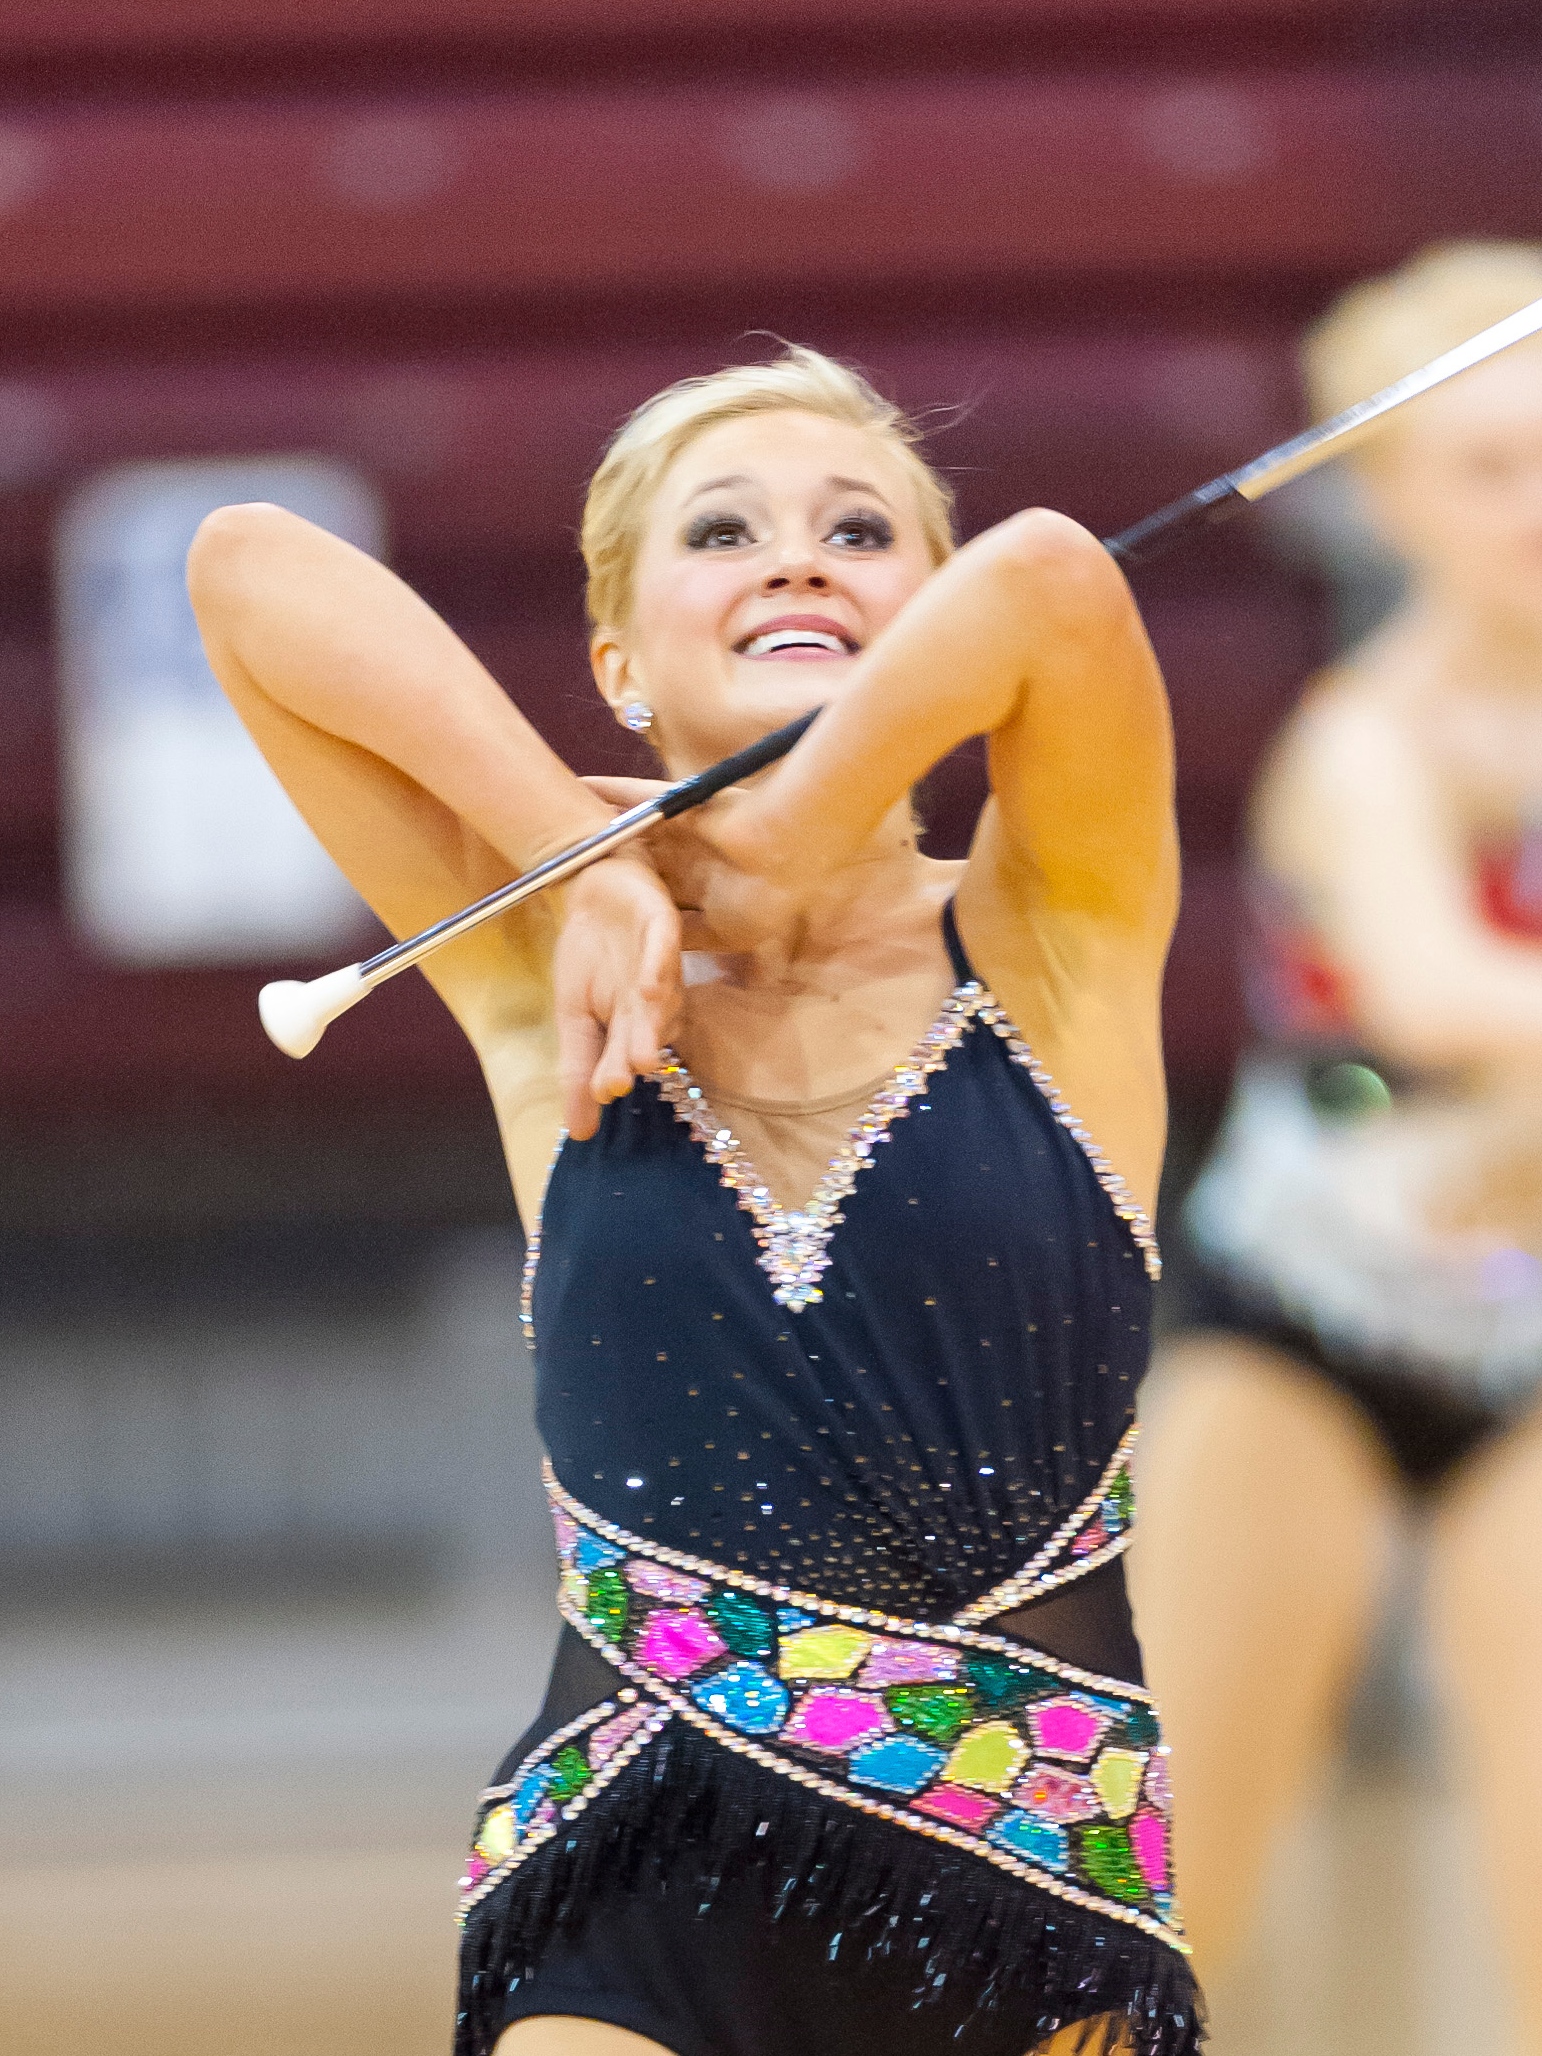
(777, 1624, 874, 1680)
(941, 1720, 1029, 1793)
(474, 1805, 516, 1864)
(1091, 1748, 1146, 1820)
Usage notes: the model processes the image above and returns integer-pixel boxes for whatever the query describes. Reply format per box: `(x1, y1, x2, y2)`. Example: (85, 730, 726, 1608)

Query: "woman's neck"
(693, 796, 949, 989)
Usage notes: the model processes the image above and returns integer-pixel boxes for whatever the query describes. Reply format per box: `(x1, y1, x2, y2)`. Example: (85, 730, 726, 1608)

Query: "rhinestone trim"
(520, 1129, 567, 1341)
(656, 981, 1159, 1313)
(953, 1426, 1140, 1625)
(457, 1692, 671, 1922)
(521, 978, 1159, 1343)
(543, 1460, 1153, 1695)
(655, 987, 978, 1311)
(974, 997, 1161, 1280)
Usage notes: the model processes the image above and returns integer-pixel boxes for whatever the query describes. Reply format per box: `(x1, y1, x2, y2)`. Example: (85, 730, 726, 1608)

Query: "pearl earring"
(621, 700, 654, 734)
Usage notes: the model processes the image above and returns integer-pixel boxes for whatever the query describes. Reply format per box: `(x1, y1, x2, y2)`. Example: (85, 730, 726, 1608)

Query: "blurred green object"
(1310, 1060, 1395, 1122)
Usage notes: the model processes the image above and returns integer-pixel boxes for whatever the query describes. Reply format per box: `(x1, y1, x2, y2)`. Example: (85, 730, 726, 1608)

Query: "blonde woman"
(188, 347, 1194, 2056)
(1137, 244, 1542, 2042)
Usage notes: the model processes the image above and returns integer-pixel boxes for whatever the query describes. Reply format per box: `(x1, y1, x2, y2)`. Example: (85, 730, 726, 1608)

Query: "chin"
(731, 669, 842, 721)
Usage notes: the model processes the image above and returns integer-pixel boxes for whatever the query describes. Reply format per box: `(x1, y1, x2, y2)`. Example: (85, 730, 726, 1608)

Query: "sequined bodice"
(527, 909, 1157, 1622)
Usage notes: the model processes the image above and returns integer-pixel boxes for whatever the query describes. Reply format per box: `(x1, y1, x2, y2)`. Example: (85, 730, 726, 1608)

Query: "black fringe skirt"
(456, 1629, 1203, 2056)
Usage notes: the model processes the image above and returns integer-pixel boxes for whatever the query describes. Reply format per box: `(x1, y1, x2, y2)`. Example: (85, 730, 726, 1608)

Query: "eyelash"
(683, 510, 895, 552)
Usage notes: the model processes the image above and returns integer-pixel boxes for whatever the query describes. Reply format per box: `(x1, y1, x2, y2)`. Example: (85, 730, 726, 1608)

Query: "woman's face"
(593, 408, 939, 772)
(1362, 347, 1542, 634)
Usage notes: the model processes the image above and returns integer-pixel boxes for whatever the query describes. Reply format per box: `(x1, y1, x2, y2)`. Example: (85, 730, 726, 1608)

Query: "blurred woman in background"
(1136, 243, 1542, 2046)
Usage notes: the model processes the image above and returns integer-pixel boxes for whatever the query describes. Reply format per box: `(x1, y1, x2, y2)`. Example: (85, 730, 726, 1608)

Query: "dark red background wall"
(2, 0, 1538, 1234)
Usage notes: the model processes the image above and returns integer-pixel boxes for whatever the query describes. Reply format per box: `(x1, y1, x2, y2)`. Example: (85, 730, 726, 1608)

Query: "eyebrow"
(682, 472, 896, 509)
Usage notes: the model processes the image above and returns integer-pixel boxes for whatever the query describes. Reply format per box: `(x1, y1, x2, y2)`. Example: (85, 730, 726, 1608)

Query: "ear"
(590, 628, 637, 720)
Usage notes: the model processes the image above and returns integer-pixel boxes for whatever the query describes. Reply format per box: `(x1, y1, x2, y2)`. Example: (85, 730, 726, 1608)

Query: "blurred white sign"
(57, 457, 384, 964)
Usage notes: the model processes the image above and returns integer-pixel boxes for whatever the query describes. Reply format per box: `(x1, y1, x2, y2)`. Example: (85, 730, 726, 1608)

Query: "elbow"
(985, 508, 1130, 612)
(185, 501, 302, 616)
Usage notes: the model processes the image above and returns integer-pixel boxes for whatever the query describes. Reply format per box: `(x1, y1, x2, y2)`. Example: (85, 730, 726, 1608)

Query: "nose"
(761, 544, 829, 593)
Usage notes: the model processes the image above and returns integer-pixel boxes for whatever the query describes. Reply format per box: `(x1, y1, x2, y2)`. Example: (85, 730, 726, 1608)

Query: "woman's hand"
(552, 850, 682, 1139)
(581, 776, 797, 953)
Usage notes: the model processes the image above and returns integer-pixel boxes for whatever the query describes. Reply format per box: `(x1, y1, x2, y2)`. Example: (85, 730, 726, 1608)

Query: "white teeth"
(742, 629, 848, 658)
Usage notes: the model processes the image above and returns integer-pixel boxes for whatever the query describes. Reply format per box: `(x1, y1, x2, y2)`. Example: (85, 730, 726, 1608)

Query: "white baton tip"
(258, 963, 368, 1059)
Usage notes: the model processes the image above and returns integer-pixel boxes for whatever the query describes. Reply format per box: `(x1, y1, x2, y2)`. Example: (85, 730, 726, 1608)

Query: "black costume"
(456, 909, 1200, 2056)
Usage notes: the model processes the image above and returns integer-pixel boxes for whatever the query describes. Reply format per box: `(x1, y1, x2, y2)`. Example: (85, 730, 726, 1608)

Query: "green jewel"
(887, 1684, 976, 1746)
(1078, 1822, 1148, 1904)
(545, 1744, 593, 1803)
(1119, 1704, 1161, 1750)
(709, 1588, 776, 1660)
(1110, 1468, 1135, 1528)
(962, 1654, 1035, 1712)
(585, 1565, 629, 1641)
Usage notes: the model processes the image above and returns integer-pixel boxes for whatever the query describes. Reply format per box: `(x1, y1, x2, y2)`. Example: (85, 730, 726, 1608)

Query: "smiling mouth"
(737, 627, 858, 658)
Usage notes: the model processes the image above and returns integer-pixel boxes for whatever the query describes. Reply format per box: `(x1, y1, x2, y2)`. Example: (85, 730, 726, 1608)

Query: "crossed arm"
(188, 503, 1177, 1209)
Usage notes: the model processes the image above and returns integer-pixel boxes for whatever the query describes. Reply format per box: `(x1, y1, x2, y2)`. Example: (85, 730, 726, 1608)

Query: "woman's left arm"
(713, 509, 1180, 1207)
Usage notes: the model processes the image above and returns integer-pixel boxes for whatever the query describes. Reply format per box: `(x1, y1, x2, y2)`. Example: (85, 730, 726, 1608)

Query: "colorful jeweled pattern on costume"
(459, 1694, 671, 1920)
(473, 1456, 1187, 1955)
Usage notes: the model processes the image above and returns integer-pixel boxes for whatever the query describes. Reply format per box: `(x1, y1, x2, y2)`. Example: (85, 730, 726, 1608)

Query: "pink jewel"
(912, 1786, 1000, 1833)
(1028, 1698, 1109, 1761)
(1144, 1752, 1173, 1813)
(625, 1560, 709, 1604)
(1131, 1810, 1169, 1889)
(1011, 1767, 1102, 1822)
(857, 1641, 959, 1688)
(588, 1705, 651, 1763)
(463, 1855, 489, 1886)
(782, 1688, 892, 1753)
(1071, 1516, 1110, 1559)
(553, 1512, 578, 1555)
(636, 1608, 726, 1680)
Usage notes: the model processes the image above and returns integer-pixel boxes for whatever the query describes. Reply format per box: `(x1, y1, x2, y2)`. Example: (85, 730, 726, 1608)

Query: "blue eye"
(686, 513, 754, 549)
(828, 511, 894, 549)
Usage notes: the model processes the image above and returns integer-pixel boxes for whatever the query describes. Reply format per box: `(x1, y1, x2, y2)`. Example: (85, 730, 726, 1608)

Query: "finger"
(630, 913, 681, 1071)
(592, 998, 644, 1108)
(580, 775, 670, 808)
(556, 994, 606, 1140)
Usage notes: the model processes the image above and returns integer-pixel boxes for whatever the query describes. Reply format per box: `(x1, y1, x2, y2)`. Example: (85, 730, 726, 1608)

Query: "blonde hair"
(1304, 240, 1542, 456)
(579, 343, 956, 628)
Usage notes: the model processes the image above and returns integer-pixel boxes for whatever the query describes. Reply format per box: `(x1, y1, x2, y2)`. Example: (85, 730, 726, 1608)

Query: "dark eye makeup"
(827, 509, 894, 549)
(684, 507, 895, 552)
(684, 512, 756, 549)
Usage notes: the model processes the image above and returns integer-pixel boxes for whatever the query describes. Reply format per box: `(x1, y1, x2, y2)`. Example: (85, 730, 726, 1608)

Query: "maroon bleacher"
(0, 0, 1537, 1154)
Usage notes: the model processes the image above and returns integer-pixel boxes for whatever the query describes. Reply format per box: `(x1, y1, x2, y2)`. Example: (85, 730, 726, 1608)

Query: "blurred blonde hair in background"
(580, 342, 957, 629)
(1305, 239, 1542, 456)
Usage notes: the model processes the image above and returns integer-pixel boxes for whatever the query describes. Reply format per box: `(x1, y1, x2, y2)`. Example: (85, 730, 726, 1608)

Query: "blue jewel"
(989, 1810, 1069, 1872)
(847, 1734, 946, 1795)
(573, 1533, 625, 1574)
(777, 1607, 816, 1634)
(691, 1660, 790, 1736)
(510, 1764, 555, 1826)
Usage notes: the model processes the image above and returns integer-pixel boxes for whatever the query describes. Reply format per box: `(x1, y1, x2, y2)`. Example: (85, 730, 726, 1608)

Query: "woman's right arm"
(187, 504, 680, 1183)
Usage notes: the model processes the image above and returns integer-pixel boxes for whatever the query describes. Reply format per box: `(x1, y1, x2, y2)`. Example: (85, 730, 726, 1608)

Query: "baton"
(260, 294, 1542, 1057)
